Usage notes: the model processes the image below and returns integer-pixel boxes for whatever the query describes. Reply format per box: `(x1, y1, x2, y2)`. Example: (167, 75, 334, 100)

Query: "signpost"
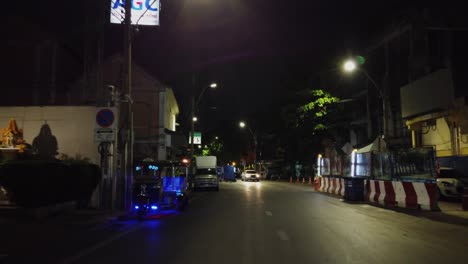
(96, 108, 116, 128)
(95, 108, 117, 142)
(95, 129, 116, 142)
(188, 132, 202, 144)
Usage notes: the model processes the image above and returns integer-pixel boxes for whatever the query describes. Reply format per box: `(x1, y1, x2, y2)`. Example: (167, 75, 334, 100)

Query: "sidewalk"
(0, 200, 129, 226)
(438, 200, 468, 220)
(277, 179, 468, 225)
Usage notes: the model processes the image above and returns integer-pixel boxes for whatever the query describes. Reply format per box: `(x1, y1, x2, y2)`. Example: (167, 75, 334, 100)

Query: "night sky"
(9, 0, 414, 159)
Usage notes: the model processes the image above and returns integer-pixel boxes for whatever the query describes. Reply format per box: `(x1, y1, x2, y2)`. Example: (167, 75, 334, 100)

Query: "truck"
(193, 156, 219, 191)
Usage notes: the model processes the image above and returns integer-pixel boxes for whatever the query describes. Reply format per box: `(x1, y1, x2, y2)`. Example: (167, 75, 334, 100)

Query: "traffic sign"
(95, 128, 116, 142)
(96, 108, 116, 128)
(188, 132, 202, 144)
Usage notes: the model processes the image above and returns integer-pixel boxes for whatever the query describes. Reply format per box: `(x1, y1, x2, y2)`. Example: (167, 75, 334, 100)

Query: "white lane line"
(265, 211, 273, 216)
(276, 230, 289, 241)
(61, 224, 143, 264)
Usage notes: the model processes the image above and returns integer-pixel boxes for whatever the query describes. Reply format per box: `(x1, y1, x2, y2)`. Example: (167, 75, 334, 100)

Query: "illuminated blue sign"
(112, 0, 158, 11)
(110, 0, 160, 26)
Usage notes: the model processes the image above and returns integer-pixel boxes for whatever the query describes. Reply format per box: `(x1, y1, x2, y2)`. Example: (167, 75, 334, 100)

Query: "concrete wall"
(0, 106, 100, 164)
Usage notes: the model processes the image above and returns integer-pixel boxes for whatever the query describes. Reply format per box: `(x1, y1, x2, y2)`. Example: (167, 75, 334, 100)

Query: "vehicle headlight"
(256, 174, 260, 178)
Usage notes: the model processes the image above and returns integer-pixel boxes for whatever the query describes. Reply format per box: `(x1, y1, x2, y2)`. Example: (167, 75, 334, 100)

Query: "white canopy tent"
(356, 136, 387, 154)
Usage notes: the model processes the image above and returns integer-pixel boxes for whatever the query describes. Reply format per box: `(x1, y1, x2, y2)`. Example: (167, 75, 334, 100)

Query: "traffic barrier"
(317, 176, 345, 197)
(314, 177, 320, 190)
(308, 176, 312, 185)
(367, 180, 438, 211)
(338, 178, 345, 196)
(289, 176, 293, 183)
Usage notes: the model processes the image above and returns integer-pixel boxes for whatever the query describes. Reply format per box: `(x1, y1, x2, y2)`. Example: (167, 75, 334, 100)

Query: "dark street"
(1, 181, 467, 264)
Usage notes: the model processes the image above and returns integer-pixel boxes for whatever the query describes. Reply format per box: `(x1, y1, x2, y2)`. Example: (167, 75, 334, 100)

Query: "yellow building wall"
(421, 118, 454, 157)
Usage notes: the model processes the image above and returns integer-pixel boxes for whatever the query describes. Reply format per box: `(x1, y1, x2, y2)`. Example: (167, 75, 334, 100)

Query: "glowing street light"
(210, 83, 217, 88)
(343, 59, 357, 72)
(239, 121, 246, 128)
(192, 116, 198, 122)
(342, 56, 387, 137)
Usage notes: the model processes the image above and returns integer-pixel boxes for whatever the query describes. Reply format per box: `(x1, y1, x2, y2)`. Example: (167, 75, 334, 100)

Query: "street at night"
(2, 2, 468, 264)
(1, 181, 467, 263)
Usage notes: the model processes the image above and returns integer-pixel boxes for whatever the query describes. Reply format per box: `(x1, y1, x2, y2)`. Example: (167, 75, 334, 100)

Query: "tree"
(278, 89, 340, 162)
(201, 138, 224, 157)
(297, 89, 340, 133)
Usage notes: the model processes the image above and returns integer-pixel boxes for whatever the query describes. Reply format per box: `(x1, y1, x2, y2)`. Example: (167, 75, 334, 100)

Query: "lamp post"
(239, 121, 257, 165)
(190, 82, 217, 162)
(343, 58, 387, 138)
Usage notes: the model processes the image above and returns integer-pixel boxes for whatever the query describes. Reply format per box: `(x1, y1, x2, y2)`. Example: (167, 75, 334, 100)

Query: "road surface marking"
(265, 211, 273, 216)
(360, 205, 371, 208)
(61, 224, 143, 264)
(276, 230, 289, 241)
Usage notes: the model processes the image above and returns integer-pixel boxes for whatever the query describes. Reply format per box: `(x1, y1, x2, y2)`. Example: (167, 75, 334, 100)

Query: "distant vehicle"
(193, 156, 219, 191)
(234, 167, 241, 179)
(241, 169, 260, 182)
(437, 167, 468, 199)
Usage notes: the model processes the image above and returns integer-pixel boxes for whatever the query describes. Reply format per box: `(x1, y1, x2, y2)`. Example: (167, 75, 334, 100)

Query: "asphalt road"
(2, 181, 468, 264)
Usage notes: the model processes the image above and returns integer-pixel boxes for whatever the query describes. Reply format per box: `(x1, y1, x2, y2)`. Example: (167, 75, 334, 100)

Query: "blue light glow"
(148, 165, 159, 170)
(134, 205, 139, 210)
(136, 166, 142, 171)
(151, 205, 158, 210)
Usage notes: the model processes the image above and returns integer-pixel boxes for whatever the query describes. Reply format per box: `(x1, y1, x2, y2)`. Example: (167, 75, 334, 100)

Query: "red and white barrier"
(367, 180, 438, 211)
(317, 177, 345, 197)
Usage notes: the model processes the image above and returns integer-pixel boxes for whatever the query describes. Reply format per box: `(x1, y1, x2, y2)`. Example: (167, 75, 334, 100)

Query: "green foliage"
(297, 89, 339, 131)
(201, 139, 223, 156)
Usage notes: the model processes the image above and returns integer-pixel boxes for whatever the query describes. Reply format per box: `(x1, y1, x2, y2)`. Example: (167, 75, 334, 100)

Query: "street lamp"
(343, 60, 357, 72)
(239, 121, 258, 165)
(190, 83, 218, 162)
(343, 58, 387, 138)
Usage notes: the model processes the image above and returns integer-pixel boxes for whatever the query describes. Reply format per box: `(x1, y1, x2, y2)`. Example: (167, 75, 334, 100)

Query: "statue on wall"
(32, 124, 58, 160)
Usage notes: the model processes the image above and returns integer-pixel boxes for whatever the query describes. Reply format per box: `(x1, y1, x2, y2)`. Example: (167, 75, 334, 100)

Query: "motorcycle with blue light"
(133, 159, 190, 221)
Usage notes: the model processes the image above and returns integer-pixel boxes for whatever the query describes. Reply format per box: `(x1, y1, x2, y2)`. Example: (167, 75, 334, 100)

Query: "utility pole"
(122, 0, 133, 210)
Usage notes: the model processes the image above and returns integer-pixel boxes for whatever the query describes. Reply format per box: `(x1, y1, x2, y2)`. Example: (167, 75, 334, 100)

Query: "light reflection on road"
(242, 181, 263, 203)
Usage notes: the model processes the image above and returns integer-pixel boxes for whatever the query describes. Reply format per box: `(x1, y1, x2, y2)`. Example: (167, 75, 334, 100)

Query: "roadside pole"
(190, 96, 195, 186)
(122, 0, 133, 210)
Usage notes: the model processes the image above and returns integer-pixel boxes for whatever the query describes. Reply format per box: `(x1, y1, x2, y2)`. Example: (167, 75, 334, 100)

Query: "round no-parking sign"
(96, 108, 115, 128)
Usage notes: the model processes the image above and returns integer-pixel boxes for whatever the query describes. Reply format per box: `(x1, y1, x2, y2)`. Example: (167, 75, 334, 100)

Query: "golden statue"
(1, 119, 26, 152)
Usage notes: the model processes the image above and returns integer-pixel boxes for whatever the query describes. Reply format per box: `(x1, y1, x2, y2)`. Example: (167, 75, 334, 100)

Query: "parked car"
(437, 167, 468, 199)
(241, 170, 260, 182)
